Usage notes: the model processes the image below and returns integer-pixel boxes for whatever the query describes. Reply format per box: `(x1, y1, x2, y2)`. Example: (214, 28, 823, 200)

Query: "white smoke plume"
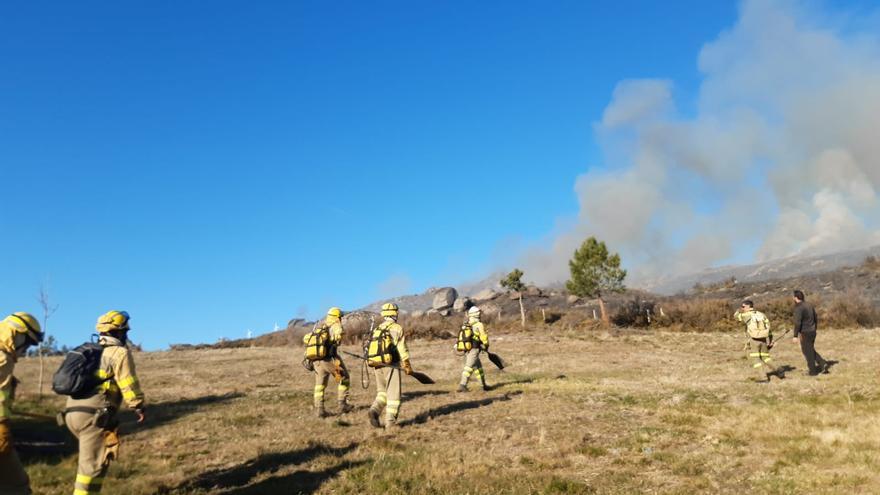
(524, 0, 880, 286)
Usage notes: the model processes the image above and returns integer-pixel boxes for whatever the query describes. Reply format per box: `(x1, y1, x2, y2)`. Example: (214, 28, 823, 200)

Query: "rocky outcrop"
(526, 286, 544, 297)
(432, 287, 458, 310)
(453, 297, 472, 312)
(472, 288, 499, 302)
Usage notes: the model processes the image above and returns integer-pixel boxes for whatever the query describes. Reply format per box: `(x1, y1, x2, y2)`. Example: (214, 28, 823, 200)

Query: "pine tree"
(566, 237, 626, 324)
(500, 269, 527, 327)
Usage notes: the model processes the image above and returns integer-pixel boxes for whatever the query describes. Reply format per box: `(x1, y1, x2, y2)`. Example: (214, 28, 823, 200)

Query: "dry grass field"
(11, 328, 880, 494)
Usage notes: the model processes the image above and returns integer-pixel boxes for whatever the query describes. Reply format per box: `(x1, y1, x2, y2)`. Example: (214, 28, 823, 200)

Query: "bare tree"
(37, 282, 59, 399)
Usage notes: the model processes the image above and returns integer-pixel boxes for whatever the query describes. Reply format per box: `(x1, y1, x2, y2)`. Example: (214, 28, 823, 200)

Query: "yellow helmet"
(327, 307, 343, 318)
(96, 310, 131, 334)
(380, 303, 399, 318)
(3, 312, 44, 344)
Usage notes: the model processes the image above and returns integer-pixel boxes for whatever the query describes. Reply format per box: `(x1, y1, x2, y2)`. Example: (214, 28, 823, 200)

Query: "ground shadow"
(159, 442, 359, 494)
(401, 390, 451, 400)
(486, 376, 535, 391)
(399, 391, 523, 427)
(16, 393, 245, 466)
(772, 365, 797, 379)
(221, 460, 369, 495)
(14, 413, 76, 466)
(823, 359, 839, 372)
(121, 392, 245, 435)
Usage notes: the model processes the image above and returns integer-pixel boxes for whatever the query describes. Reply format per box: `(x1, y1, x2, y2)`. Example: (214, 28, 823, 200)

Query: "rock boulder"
(453, 297, 472, 312)
(473, 288, 498, 302)
(432, 287, 458, 310)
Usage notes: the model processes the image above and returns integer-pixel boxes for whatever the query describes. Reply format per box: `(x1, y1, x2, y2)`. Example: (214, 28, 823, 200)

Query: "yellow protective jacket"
(302, 319, 344, 361)
(301, 320, 344, 347)
(468, 318, 489, 349)
(734, 309, 771, 339)
(0, 325, 19, 421)
(66, 336, 145, 411)
(371, 319, 409, 364)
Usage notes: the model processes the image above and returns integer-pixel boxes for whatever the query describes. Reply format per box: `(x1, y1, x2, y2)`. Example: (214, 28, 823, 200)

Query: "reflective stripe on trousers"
(460, 349, 484, 386)
(371, 367, 401, 423)
(73, 473, 104, 494)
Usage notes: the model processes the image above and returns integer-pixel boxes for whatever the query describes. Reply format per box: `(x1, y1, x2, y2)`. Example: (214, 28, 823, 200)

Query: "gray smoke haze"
(523, 0, 880, 287)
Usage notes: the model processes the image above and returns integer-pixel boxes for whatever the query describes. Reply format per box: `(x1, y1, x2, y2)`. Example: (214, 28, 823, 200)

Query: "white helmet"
(467, 306, 481, 318)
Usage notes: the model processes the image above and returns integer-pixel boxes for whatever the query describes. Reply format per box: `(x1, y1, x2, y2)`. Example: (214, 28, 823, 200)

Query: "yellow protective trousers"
(0, 421, 30, 495)
(65, 410, 118, 495)
(748, 338, 777, 378)
(459, 349, 486, 387)
(312, 359, 350, 410)
(370, 367, 401, 426)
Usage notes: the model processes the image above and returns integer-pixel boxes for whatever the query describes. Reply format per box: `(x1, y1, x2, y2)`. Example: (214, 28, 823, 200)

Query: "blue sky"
(0, 1, 830, 349)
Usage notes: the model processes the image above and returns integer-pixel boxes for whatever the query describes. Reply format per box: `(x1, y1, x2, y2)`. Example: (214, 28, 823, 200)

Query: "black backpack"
(52, 342, 107, 398)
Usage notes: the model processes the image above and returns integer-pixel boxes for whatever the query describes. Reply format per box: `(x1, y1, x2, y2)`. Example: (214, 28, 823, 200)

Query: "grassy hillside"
(12, 327, 880, 494)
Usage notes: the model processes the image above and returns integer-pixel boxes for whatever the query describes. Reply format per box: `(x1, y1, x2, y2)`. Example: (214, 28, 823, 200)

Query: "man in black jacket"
(792, 290, 827, 376)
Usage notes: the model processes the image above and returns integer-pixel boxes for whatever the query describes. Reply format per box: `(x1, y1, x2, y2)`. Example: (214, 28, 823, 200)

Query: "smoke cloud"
(524, 0, 880, 286)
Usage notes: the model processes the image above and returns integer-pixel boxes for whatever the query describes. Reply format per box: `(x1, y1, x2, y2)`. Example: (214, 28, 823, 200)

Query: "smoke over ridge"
(523, 0, 880, 286)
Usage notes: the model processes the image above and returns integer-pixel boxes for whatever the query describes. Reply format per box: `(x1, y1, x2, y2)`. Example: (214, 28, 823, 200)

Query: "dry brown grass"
(11, 327, 880, 494)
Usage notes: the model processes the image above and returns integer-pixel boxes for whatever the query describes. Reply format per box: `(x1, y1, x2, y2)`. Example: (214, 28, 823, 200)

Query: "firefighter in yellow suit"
(64, 311, 145, 495)
(303, 307, 352, 418)
(457, 306, 490, 392)
(0, 312, 43, 495)
(734, 300, 781, 382)
(367, 303, 413, 431)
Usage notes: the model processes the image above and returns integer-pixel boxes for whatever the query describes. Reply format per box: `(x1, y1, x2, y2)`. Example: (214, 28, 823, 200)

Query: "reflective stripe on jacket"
(68, 335, 145, 411)
(468, 319, 489, 348)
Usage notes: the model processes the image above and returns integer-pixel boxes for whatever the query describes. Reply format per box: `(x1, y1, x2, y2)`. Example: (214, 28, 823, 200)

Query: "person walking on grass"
(735, 300, 783, 382)
(792, 290, 828, 376)
(302, 307, 353, 418)
(456, 306, 490, 392)
(0, 312, 43, 495)
(366, 303, 413, 432)
(63, 310, 145, 495)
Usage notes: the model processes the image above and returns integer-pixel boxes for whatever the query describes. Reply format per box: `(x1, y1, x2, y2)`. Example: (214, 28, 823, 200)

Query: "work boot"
(316, 407, 328, 418)
(368, 408, 382, 428)
(481, 383, 490, 392)
(384, 419, 399, 433)
(338, 401, 354, 414)
(457, 384, 468, 393)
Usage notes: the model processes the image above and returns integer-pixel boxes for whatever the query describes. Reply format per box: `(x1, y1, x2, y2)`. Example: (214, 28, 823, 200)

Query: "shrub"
(654, 299, 738, 332)
(612, 299, 656, 327)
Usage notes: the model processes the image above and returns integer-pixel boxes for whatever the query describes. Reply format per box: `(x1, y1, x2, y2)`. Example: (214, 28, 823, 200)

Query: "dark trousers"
(799, 332, 826, 374)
